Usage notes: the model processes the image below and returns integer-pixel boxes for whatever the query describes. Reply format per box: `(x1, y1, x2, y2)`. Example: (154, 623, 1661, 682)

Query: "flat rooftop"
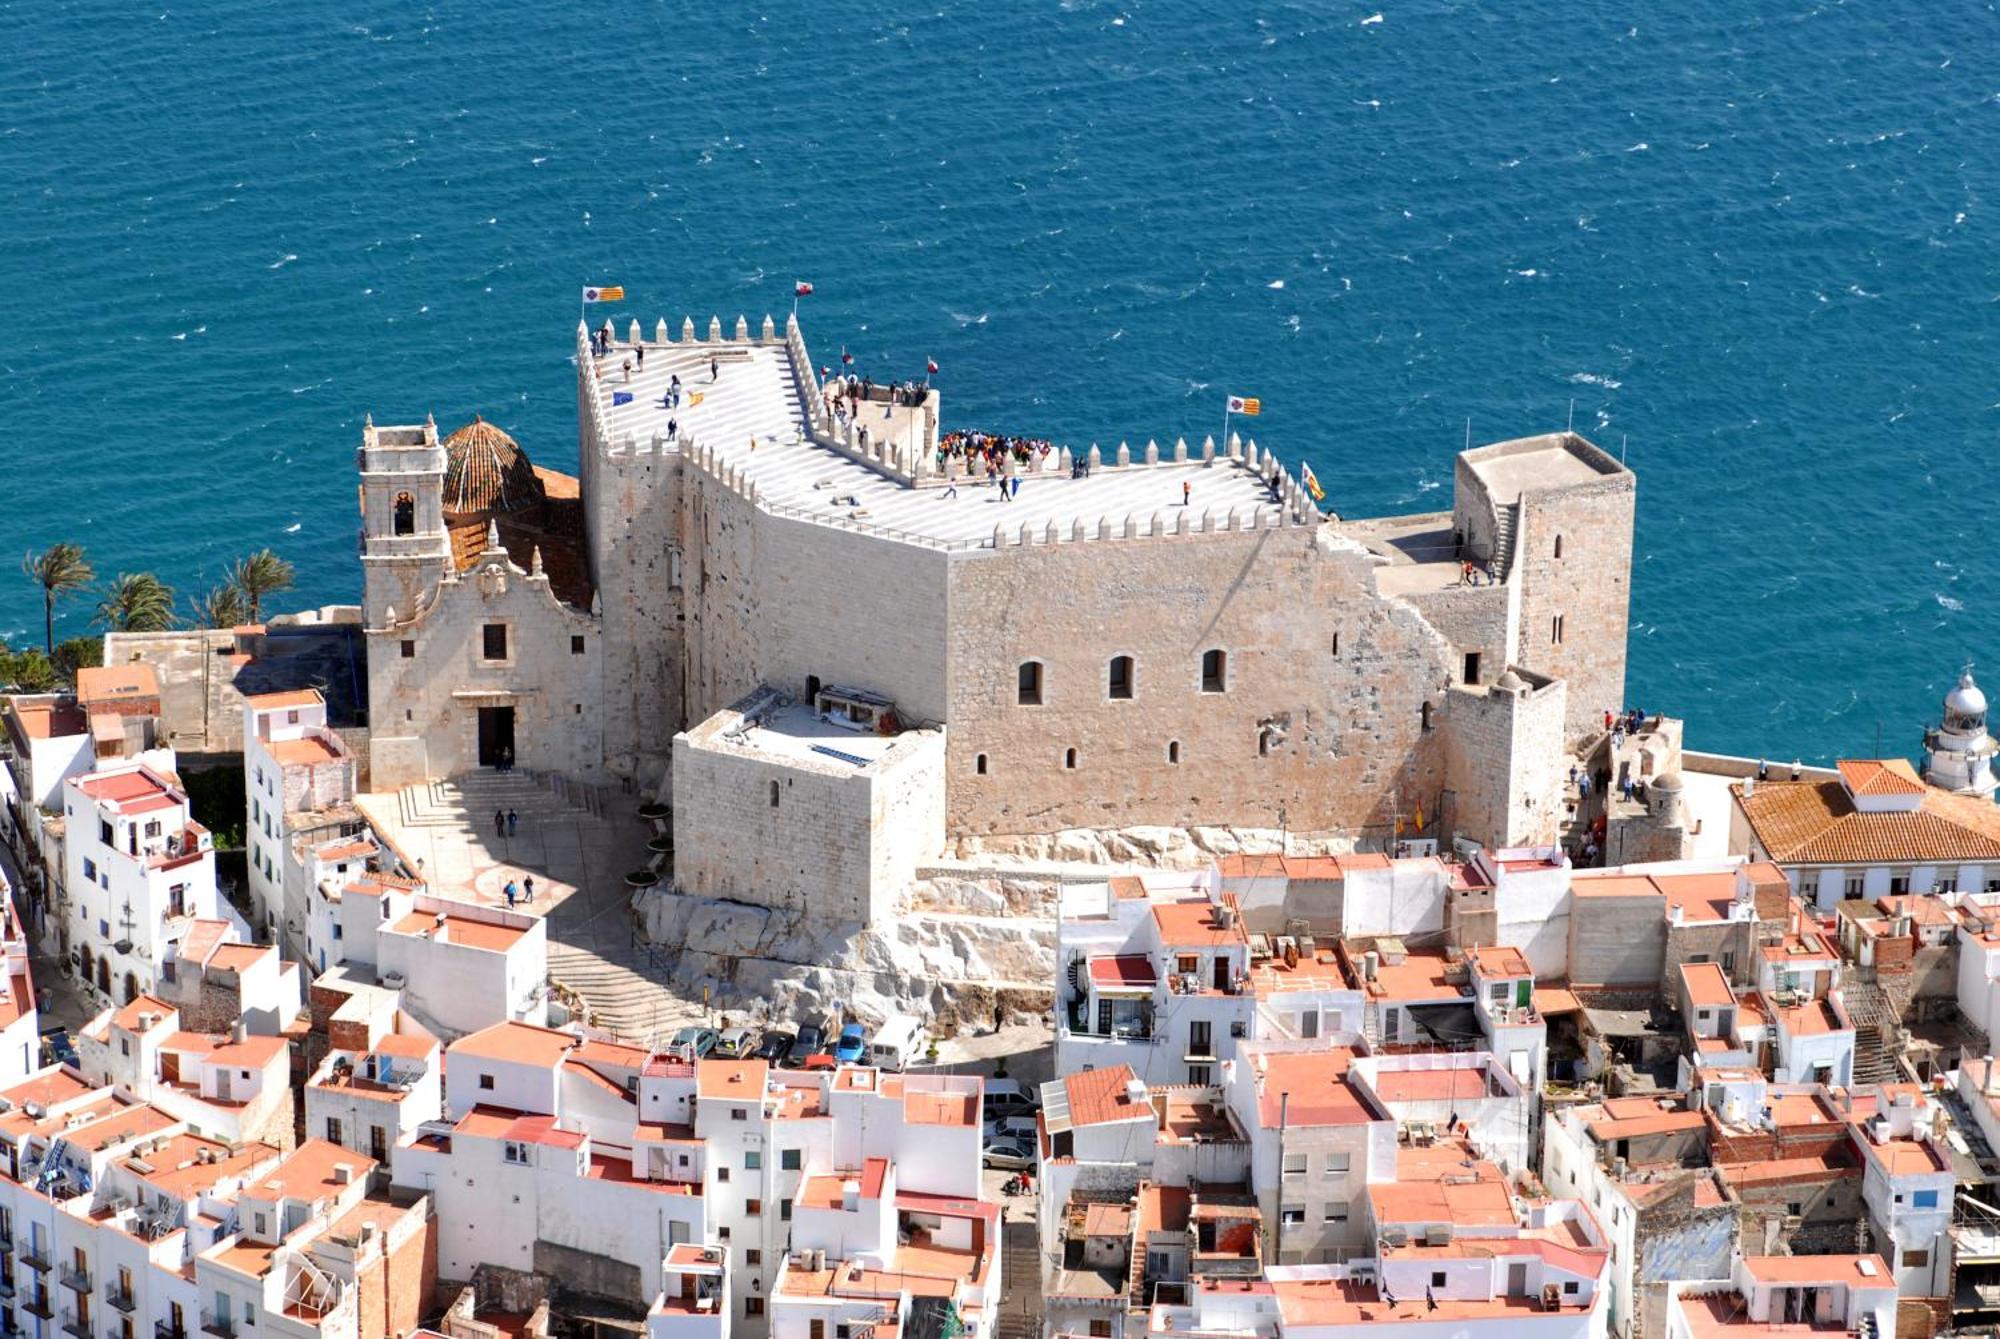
(1465, 432, 1623, 500)
(586, 324, 1293, 549)
(686, 693, 933, 774)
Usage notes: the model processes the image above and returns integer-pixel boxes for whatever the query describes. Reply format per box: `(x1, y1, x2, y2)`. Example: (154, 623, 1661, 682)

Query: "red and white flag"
(795, 280, 814, 297)
(926, 357, 939, 375)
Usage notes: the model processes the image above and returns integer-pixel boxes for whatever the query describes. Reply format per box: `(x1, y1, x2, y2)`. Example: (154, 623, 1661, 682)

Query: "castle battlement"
(580, 311, 1318, 553)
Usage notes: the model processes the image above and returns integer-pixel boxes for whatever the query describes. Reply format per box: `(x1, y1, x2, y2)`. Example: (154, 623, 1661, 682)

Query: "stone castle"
(358, 312, 1636, 920)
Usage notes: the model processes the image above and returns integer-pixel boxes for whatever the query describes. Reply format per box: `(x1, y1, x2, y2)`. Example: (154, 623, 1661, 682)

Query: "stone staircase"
(546, 938, 703, 1045)
(1491, 501, 1520, 581)
(997, 1218, 1043, 1339)
(1841, 981, 1901, 1086)
(398, 771, 603, 829)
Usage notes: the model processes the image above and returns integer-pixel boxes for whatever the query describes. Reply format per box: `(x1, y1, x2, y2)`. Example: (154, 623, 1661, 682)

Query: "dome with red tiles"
(441, 415, 541, 517)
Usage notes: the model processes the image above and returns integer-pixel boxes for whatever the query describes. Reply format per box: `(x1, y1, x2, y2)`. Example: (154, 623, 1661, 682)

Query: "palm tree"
(189, 583, 249, 631)
(94, 572, 176, 632)
(227, 549, 295, 625)
(21, 542, 93, 655)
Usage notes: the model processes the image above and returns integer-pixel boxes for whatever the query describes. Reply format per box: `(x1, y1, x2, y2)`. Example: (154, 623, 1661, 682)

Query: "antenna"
(1567, 399, 1576, 432)
(1464, 417, 1472, 453)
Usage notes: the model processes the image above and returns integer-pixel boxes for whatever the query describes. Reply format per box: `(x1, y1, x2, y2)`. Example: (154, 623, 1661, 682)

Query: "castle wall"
(1405, 583, 1509, 689)
(589, 443, 684, 783)
(1444, 675, 1567, 850)
(941, 523, 1453, 837)
(678, 467, 951, 729)
(1512, 464, 1636, 741)
(671, 724, 943, 925)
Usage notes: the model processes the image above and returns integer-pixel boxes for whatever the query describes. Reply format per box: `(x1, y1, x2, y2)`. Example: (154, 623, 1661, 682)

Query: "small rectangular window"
(1280, 1206, 1305, 1225)
(482, 623, 508, 660)
(1431, 1271, 1448, 1288)
(1463, 651, 1481, 685)
(400, 640, 415, 659)
(1903, 1249, 1929, 1269)
(570, 635, 586, 655)
(1281, 1152, 1307, 1178)
(1017, 662, 1043, 706)
(478, 1074, 494, 1090)
(1201, 649, 1227, 693)
(744, 1151, 762, 1171)
(1108, 656, 1134, 700)
(1551, 614, 1565, 645)
(781, 1148, 801, 1171)
(746, 1197, 762, 1215)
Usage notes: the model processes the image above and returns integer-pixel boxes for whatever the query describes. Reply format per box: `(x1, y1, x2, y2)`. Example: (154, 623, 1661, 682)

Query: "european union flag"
(612, 391, 634, 406)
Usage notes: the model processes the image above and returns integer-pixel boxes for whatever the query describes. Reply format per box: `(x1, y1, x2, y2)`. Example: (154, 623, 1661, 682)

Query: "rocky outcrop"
(949, 823, 1353, 867)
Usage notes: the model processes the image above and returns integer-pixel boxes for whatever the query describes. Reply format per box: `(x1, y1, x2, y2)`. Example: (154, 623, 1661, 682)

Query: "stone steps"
(397, 772, 599, 829)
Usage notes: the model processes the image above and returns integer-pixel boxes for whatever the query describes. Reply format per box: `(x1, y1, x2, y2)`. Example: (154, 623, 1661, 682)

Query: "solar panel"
(810, 744, 869, 768)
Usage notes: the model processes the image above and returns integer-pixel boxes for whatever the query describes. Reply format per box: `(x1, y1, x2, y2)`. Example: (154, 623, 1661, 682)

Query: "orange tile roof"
(1837, 759, 1925, 797)
(176, 919, 230, 966)
(1469, 945, 1530, 978)
(253, 1138, 377, 1202)
(905, 1090, 978, 1127)
(1088, 954, 1157, 990)
(268, 735, 343, 767)
(112, 993, 177, 1032)
(1249, 1049, 1374, 1128)
(1061, 1065, 1151, 1128)
(450, 1021, 580, 1070)
(206, 943, 270, 972)
(387, 909, 528, 951)
(1151, 901, 1245, 947)
(1742, 1254, 1891, 1284)
(1081, 1203, 1134, 1238)
(1736, 775, 2000, 864)
(1681, 962, 1735, 1009)
(76, 665, 159, 702)
(242, 689, 324, 710)
(6, 698, 86, 740)
(697, 1059, 769, 1101)
(124, 1134, 281, 1199)
(1367, 1064, 1499, 1104)
(1137, 1183, 1192, 1235)
(1367, 1177, 1515, 1227)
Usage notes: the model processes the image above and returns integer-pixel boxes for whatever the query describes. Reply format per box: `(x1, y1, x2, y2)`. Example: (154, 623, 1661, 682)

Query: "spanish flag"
(1414, 799, 1426, 830)
(582, 285, 625, 303)
(1300, 461, 1326, 502)
(1226, 395, 1261, 416)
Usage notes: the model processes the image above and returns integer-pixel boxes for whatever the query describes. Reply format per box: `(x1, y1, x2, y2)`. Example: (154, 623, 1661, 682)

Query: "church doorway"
(477, 706, 516, 768)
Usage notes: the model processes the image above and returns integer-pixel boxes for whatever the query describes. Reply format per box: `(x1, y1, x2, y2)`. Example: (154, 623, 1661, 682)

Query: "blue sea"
(1, 0, 1993, 763)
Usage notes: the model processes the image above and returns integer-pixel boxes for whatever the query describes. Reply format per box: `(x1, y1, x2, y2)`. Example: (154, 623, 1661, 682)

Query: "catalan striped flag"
(1300, 461, 1326, 502)
(582, 285, 625, 303)
(1225, 395, 1262, 416)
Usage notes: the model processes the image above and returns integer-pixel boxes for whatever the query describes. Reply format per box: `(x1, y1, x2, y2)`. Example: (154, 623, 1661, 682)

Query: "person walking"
(523, 875, 536, 904)
(1182, 480, 1191, 506)
(1010, 475, 1022, 500)
(493, 809, 506, 839)
(710, 356, 719, 383)
(503, 879, 518, 908)
(506, 809, 519, 837)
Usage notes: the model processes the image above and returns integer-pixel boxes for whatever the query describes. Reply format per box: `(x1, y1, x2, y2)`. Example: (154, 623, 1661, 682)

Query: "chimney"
(231, 1020, 247, 1045)
(841, 1179, 860, 1212)
(333, 1163, 354, 1186)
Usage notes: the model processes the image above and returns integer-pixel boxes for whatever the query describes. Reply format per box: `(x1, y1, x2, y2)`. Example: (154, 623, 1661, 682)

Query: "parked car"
(984, 1115, 1039, 1144)
(833, 1022, 869, 1065)
(713, 1027, 754, 1059)
(753, 1031, 794, 1063)
(982, 1077, 1036, 1119)
(669, 1027, 719, 1059)
(982, 1138, 1035, 1170)
(786, 1022, 828, 1067)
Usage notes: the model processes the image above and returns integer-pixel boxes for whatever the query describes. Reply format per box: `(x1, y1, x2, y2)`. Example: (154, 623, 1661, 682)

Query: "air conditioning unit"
(1229, 1021, 1247, 1039)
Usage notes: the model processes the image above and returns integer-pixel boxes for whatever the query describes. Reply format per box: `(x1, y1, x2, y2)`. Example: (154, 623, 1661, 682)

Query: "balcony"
(19, 1245, 51, 1273)
(21, 1292, 51, 1320)
(58, 1264, 90, 1293)
(155, 1321, 186, 1339)
(59, 1310, 91, 1339)
(106, 1285, 135, 1313)
(200, 1311, 237, 1339)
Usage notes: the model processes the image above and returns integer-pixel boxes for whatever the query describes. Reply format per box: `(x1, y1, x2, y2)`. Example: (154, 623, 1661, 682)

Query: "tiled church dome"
(441, 415, 541, 516)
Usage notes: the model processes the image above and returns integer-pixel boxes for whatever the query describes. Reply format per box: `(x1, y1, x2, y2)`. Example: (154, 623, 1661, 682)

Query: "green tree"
(94, 571, 176, 632)
(227, 549, 295, 625)
(21, 542, 93, 655)
(52, 635, 103, 684)
(189, 583, 249, 630)
(0, 647, 57, 692)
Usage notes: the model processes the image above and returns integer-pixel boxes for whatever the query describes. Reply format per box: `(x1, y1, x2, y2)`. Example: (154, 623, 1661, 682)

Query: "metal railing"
(199, 1312, 236, 1339)
(57, 1263, 89, 1293)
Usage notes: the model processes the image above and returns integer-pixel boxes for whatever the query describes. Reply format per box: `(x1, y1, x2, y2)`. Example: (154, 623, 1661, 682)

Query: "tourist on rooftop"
(524, 875, 536, 903)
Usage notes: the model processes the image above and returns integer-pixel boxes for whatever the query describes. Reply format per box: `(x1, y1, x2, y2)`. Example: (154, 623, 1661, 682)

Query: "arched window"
(1017, 661, 1044, 706)
(1201, 649, 1228, 694)
(1064, 748, 1078, 770)
(1167, 741, 1181, 765)
(1421, 701, 1434, 732)
(393, 492, 416, 536)
(1108, 655, 1134, 700)
(975, 754, 989, 776)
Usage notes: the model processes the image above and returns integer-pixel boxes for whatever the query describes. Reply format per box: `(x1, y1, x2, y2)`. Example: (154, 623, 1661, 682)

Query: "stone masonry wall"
(1513, 469, 1636, 742)
(589, 446, 685, 785)
(942, 523, 1454, 837)
(678, 469, 951, 731)
(1445, 674, 1567, 848)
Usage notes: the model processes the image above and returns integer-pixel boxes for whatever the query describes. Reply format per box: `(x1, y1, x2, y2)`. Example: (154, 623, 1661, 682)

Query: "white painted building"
(1662, 1255, 1896, 1339)
(74, 996, 294, 1150)
(61, 765, 222, 1007)
(1849, 1082, 1954, 1299)
(0, 876, 39, 1087)
(242, 689, 363, 949)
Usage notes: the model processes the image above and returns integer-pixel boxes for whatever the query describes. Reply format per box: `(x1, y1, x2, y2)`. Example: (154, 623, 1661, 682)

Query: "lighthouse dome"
(1946, 670, 1988, 721)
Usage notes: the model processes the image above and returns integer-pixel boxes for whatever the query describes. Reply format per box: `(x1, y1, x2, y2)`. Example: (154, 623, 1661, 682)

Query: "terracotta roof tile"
(1736, 777, 2000, 864)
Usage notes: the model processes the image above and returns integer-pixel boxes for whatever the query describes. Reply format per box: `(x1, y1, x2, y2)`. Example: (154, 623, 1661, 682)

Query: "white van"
(867, 1014, 927, 1071)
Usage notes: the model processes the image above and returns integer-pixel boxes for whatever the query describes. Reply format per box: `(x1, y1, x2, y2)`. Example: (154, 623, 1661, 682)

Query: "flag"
(687, 392, 705, 408)
(582, 285, 625, 303)
(1395, 814, 1406, 837)
(1300, 461, 1326, 502)
(794, 280, 814, 297)
(820, 366, 831, 378)
(1414, 799, 1426, 830)
(927, 357, 939, 375)
(1226, 395, 1262, 416)
(841, 348, 854, 366)
(611, 391, 634, 406)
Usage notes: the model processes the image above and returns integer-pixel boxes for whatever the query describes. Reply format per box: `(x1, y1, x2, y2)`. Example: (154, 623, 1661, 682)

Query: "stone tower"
(1924, 667, 1998, 799)
(357, 415, 449, 630)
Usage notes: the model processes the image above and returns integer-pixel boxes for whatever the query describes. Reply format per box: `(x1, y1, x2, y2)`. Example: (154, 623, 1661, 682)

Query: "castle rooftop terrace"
(684, 691, 933, 774)
(1463, 432, 1626, 497)
(1338, 511, 1470, 597)
(584, 320, 1299, 549)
